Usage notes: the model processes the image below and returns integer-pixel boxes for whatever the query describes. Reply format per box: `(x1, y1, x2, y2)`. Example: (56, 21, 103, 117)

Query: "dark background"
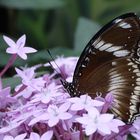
(0, 0, 140, 66)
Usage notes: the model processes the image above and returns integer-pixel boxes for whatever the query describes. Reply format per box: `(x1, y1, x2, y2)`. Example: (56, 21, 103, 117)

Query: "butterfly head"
(60, 79, 81, 97)
(60, 79, 69, 89)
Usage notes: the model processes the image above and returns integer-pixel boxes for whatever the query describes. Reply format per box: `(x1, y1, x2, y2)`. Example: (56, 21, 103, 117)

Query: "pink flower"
(29, 102, 71, 126)
(76, 107, 124, 136)
(31, 83, 62, 104)
(101, 92, 115, 113)
(0, 119, 25, 133)
(28, 111, 48, 126)
(15, 67, 45, 91)
(47, 103, 72, 127)
(27, 131, 53, 140)
(3, 34, 37, 60)
(0, 87, 16, 108)
(3, 133, 27, 140)
(69, 95, 104, 111)
(108, 119, 125, 133)
(0, 103, 40, 134)
(15, 85, 34, 98)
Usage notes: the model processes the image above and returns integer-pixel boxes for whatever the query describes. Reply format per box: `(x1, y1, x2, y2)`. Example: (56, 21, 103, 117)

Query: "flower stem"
(64, 120, 71, 133)
(12, 84, 27, 97)
(0, 54, 17, 77)
(101, 101, 111, 113)
(53, 127, 62, 140)
(79, 124, 84, 140)
(91, 132, 103, 140)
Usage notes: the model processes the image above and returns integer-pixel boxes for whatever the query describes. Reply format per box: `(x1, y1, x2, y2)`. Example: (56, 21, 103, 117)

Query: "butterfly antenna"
(47, 50, 66, 79)
(47, 60, 60, 75)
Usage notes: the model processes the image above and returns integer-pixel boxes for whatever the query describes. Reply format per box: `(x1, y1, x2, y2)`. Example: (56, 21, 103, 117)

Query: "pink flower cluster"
(0, 35, 139, 140)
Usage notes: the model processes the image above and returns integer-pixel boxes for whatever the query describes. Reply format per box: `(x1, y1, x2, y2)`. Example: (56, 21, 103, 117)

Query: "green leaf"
(2, 77, 21, 89)
(50, 47, 80, 57)
(0, 35, 10, 66)
(127, 135, 136, 140)
(0, 0, 65, 9)
(0, 35, 8, 51)
(74, 17, 101, 53)
(26, 48, 80, 64)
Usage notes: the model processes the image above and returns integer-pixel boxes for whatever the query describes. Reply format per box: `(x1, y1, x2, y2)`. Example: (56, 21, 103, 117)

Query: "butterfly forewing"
(69, 13, 140, 123)
(73, 13, 140, 86)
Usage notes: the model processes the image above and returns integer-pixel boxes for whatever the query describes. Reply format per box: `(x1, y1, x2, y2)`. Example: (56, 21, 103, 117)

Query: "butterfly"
(61, 13, 140, 123)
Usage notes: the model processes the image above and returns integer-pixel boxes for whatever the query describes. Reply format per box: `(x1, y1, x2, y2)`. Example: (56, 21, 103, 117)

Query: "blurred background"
(0, 0, 140, 72)
(0, 1, 138, 139)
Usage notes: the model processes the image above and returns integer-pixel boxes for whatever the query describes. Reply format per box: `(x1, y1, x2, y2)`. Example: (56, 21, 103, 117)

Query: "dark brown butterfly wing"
(71, 13, 140, 122)
(76, 57, 140, 122)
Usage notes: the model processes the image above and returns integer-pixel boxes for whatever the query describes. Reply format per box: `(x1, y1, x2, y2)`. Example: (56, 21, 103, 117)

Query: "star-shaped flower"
(15, 67, 45, 91)
(31, 83, 62, 104)
(76, 107, 125, 136)
(47, 103, 72, 127)
(69, 95, 104, 111)
(3, 34, 37, 60)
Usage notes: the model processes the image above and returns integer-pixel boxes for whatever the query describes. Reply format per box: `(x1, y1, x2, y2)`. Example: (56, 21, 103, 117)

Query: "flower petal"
(92, 100, 104, 106)
(23, 47, 37, 53)
(6, 47, 17, 54)
(76, 116, 90, 125)
(16, 34, 26, 48)
(15, 133, 27, 140)
(15, 67, 27, 80)
(98, 123, 111, 135)
(48, 117, 59, 127)
(85, 124, 97, 135)
(59, 112, 72, 120)
(18, 51, 27, 60)
(87, 107, 100, 118)
(3, 35, 16, 48)
(98, 114, 114, 123)
(41, 131, 53, 140)
(68, 97, 80, 103)
(29, 117, 42, 126)
(59, 102, 71, 112)
(3, 135, 14, 140)
(71, 103, 84, 111)
(29, 132, 40, 140)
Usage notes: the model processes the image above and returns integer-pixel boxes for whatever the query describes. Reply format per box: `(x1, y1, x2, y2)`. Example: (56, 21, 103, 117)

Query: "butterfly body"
(62, 13, 140, 123)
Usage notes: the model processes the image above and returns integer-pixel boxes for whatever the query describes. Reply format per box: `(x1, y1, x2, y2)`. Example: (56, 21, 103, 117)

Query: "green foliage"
(0, 0, 64, 9)
(128, 135, 135, 140)
(2, 77, 21, 89)
(74, 17, 101, 52)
